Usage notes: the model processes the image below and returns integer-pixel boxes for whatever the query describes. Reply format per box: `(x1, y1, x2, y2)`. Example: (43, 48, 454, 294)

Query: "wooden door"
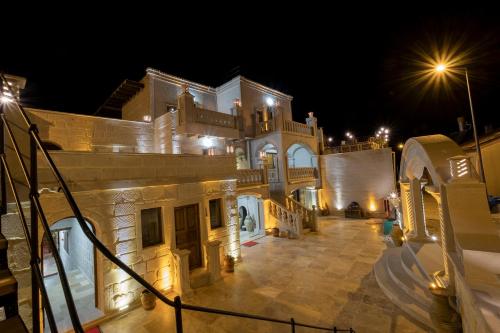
(174, 204, 202, 270)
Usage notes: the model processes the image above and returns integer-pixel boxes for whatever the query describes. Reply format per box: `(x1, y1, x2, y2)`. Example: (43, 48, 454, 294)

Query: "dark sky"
(3, 5, 499, 146)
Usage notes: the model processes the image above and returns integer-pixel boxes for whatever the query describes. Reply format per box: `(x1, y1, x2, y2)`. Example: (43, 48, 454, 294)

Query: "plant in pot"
(390, 223, 404, 247)
(141, 289, 156, 310)
(224, 254, 235, 272)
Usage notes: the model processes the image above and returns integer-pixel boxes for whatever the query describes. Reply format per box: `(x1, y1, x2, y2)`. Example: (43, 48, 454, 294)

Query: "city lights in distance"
(327, 137, 333, 143)
(398, 143, 404, 149)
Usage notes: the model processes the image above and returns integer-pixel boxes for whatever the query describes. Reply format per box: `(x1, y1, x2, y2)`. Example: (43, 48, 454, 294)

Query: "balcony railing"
(236, 169, 267, 187)
(325, 137, 387, 154)
(194, 108, 237, 129)
(283, 120, 314, 136)
(256, 120, 275, 135)
(288, 167, 317, 182)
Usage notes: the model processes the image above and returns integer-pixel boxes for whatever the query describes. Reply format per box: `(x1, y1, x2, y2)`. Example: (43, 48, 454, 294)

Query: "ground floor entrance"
(174, 204, 202, 270)
(237, 195, 265, 243)
(42, 217, 102, 332)
(291, 187, 318, 210)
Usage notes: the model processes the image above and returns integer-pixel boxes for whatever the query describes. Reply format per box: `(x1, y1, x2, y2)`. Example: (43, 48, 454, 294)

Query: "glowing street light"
(431, 63, 486, 184)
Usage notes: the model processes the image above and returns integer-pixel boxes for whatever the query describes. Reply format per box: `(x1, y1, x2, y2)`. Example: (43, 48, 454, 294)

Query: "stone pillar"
(311, 205, 319, 232)
(399, 182, 412, 234)
(171, 249, 192, 296)
(408, 178, 431, 241)
(306, 112, 318, 136)
(204, 240, 222, 283)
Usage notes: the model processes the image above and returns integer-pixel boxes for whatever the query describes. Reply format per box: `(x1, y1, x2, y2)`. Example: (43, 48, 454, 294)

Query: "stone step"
(374, 250, 434, 329)
(0, 314, 28, 332)
(384, 248, 433, 309)
(190, 268, 211, 289)
(401, 244, 431, 290)
(0, 273, 18, 319)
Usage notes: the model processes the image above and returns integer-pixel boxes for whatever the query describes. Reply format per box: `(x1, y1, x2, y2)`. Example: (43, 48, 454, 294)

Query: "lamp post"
(435, 64, 486, 184)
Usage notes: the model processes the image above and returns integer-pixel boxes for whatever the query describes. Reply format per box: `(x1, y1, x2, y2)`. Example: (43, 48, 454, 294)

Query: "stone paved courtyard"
(100, 217, 431, 333)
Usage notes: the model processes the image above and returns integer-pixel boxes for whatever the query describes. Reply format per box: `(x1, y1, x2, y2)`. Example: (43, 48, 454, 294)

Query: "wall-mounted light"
(266, 97, 275, 107)
(143, 115, 152, 122)
(226, 144, 235, 154)
(200, 136, 213, 148)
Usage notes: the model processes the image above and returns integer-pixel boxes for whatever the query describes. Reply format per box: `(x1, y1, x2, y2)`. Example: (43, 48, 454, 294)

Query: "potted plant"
(141, 289, 156, 310)
(391, 223, 404, 247)
(224, 254, 235, 272)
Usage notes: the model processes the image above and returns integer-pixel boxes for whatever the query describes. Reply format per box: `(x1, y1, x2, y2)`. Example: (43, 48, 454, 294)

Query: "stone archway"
(41, 216, 103, 331)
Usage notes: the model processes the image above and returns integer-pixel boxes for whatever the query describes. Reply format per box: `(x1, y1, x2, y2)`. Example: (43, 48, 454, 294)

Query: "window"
(141, 208, 163, 248)
(209, 199, 223, 229)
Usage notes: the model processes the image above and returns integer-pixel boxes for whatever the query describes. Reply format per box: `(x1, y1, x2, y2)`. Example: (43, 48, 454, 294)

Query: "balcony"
(283, 120, 314, 137)
(325, 137, 387, 154)
(236, 169, 268, 187)
(194, 107, 237, 129)
(256, 119, 314, 138)
(287, 167, 318, 183)
(37, 151, 236, 191)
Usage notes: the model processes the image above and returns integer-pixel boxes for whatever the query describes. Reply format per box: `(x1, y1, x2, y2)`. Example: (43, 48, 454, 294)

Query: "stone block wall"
(1, 178, 237, 316)
(27, 108, 154, 153)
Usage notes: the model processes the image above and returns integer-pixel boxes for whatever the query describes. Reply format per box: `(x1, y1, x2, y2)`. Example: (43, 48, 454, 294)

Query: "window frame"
(208, 198, 224, 230)
(140, 207, 164, 249)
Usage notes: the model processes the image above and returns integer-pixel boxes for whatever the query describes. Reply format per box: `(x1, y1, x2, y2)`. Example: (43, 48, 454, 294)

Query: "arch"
(286, 142, 316, 168)
(399, 134, 470, 185)
(41, 215, 103, 330)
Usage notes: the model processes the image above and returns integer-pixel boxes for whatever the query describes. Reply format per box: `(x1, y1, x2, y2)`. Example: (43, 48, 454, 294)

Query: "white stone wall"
(27, 108, 154, 153)
(320, 148, 396, 215)
(154, 112, 173, 153)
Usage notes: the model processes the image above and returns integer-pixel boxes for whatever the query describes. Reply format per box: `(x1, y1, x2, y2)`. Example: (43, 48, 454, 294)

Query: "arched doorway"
(286, 143, 315, 168)
(258, 143, 279, 182)
(237, 195, 265, 243)
(42, 217, 102, 331)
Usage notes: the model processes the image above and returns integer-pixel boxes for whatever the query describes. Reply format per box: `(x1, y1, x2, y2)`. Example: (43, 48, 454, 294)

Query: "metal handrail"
(0, 73, 355, 333)
(0, 113, 83, 331)
(0, 155, 58, 332)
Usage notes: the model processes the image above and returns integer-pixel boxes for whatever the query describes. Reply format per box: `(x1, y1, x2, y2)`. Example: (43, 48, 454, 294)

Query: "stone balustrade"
(236, 169, 267, 187)
(325, 137, 387, 154)
(287, 167, 317, 182)
(284, 196, 317, 231)
(256, 120, 275, 136)
(283, 120, 313, 136)
(194, 108, 237, 129)
(269, 199, 301, 237)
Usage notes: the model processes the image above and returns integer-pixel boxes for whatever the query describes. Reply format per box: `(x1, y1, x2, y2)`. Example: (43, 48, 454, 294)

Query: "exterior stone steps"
(374, 247, 434, 329)
(400, 244, 431, 290)
(385, 248, 433, 309)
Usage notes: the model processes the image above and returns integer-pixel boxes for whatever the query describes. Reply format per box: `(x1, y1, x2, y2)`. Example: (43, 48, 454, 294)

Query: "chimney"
(457, 117, 465, 132)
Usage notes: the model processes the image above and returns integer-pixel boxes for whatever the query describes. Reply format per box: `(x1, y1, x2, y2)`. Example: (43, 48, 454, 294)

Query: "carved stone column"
(204, 240, 222, 283)
(408, 178, 431, 241)
(399, 182, 413, 234)
(171, 249, 192, 296)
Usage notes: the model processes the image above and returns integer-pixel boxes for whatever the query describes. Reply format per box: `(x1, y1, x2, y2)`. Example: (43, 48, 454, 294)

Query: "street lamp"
(434, 64, 486, 184)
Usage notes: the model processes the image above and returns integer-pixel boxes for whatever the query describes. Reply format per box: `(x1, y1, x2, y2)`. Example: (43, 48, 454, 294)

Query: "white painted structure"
(376, 134, 500, 332)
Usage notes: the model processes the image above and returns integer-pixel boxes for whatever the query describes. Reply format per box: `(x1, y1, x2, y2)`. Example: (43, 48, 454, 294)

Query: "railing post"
(0, 103, 6, 222)
(174, 295, 184, 333)
(290, 317, 295, 333)
(333, 327, 337, 333)
(30, 124, 40, 333)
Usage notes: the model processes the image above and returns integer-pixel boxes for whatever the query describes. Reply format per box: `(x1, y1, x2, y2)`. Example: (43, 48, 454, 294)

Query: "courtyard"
(100, 217, 430, 333)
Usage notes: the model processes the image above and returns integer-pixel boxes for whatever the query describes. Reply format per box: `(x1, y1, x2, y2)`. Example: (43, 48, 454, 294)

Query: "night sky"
(3, 6, 499, 147)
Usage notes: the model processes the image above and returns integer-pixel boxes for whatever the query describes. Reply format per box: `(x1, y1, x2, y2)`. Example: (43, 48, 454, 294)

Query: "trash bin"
(383, 220, 394, 235)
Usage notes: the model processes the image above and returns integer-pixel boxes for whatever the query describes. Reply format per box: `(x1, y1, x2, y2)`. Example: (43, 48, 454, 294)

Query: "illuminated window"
(209, 199, 223, 229)
(141, 208, 163, 248)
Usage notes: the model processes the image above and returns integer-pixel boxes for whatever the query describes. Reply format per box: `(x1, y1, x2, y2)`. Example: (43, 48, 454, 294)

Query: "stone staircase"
(0, 232, 28, 332)
(374, 243, 435, 330)
(270, 193, 314, 233)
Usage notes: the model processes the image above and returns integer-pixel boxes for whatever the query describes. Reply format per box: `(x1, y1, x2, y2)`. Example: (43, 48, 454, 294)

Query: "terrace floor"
(100, 217, 430, 333)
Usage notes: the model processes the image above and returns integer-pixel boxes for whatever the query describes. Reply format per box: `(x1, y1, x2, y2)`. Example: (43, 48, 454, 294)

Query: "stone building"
(0, 70, 396, 330)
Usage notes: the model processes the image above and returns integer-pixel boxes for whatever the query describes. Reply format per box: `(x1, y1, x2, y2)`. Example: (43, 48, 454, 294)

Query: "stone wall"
(3, 179, 239, 318)
(320, 148, 396, 215)
(27, 108, 154, 153)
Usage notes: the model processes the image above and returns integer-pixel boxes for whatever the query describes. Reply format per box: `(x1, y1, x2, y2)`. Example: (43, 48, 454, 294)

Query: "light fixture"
(397, 143, 404, 149)
(435, 64, 446, 72)
(431, 235, 438, 241)
(328, 137, 333, 142)
(0, 95, 13, 104)
(200, 136, 213, 148)
(266, 97, 275, 107)
(143, 115, 152, 122)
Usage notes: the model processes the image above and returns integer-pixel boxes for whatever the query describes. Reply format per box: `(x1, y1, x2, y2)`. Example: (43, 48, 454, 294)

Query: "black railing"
(0, 73, 354, 333)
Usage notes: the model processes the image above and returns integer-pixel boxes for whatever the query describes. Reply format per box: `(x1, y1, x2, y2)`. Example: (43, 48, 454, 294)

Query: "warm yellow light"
(435, 64, 446, 72)
(397, 143, 404, 149)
